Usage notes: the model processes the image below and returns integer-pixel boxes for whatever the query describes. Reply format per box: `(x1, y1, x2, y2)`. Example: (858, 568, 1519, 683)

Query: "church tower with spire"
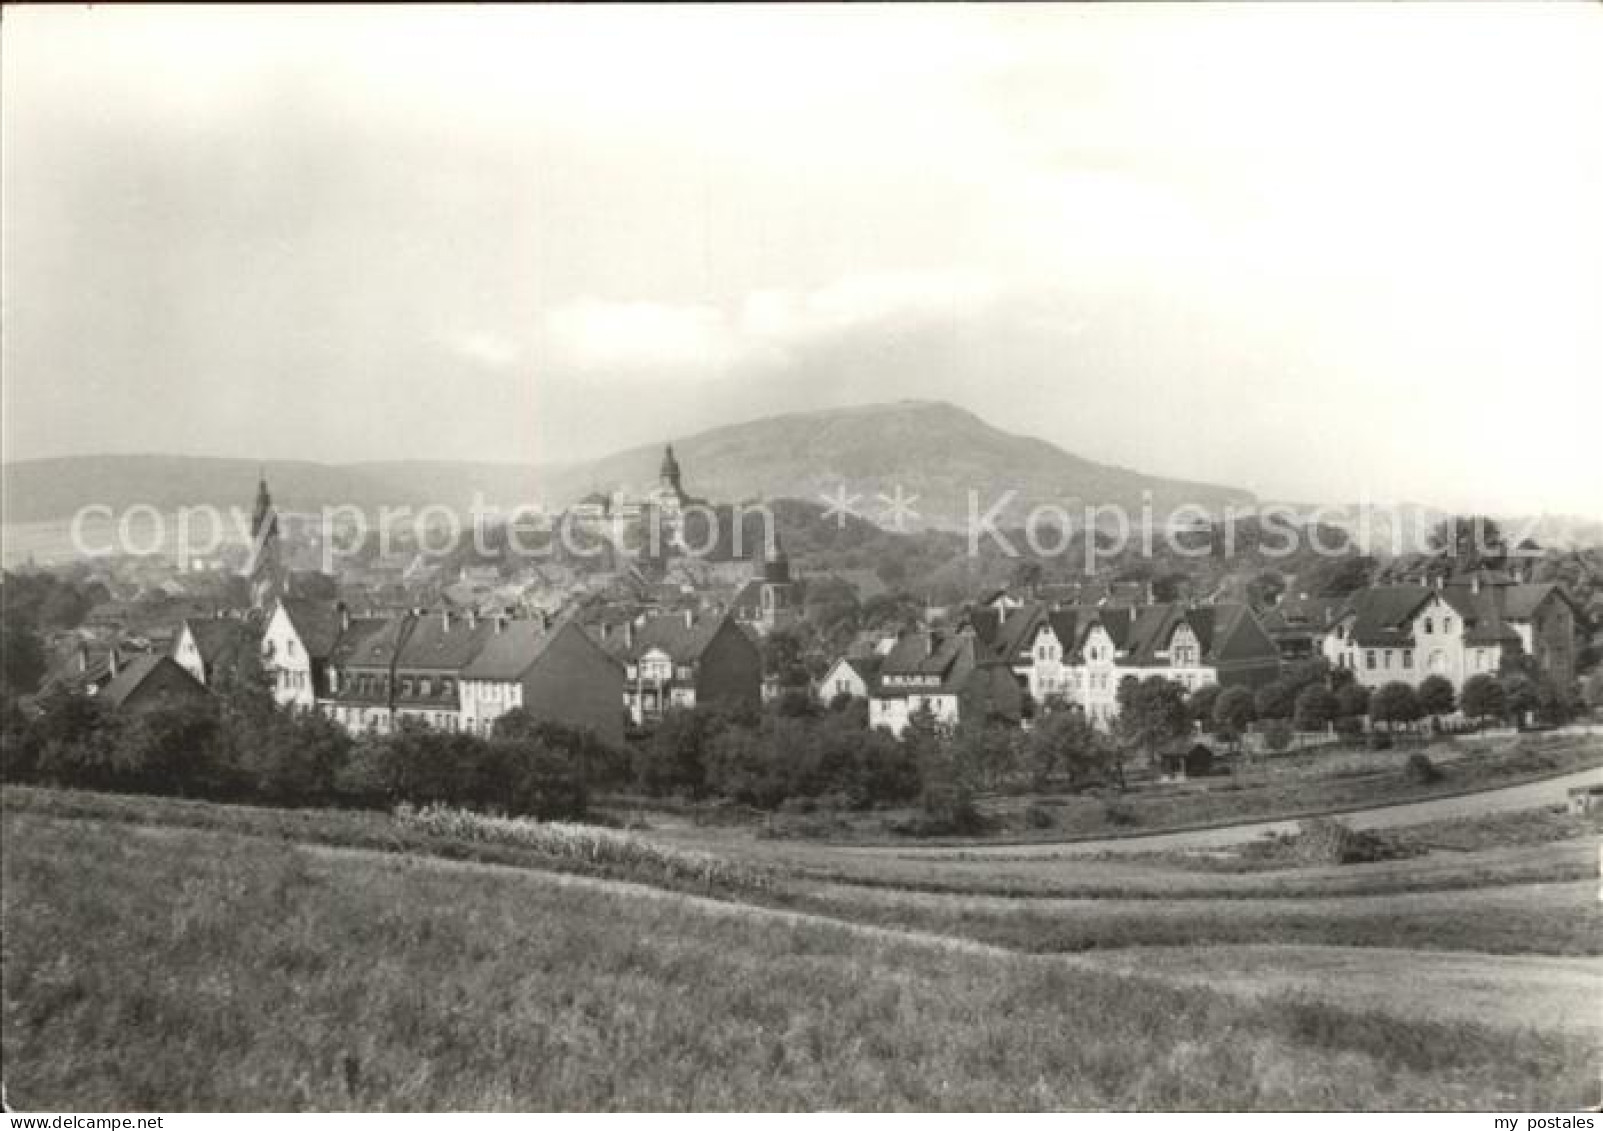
(659, 443, 684, 498)
(245, 471, 284, 612)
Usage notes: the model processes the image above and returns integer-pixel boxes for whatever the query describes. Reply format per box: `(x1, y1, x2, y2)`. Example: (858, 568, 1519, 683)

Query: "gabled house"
(616, 611, 761, 725)
(459, 615, 625, 743)
(868, 628, 1021, 736)
(390, 609, 496, 732)
(172, 616, 259, 688)
(1323, 583, 1499, 689)
(321, 615, 410, 734)
(816, 654, 881, 706)
(43, 641, 132, 698)
(261, 597, 346, 709)
(98, 655, 210, 713)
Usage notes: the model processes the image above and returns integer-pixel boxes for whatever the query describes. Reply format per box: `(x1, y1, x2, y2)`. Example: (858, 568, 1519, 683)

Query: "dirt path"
(840, 765, 1603, 858)
(1073, 944, 1603, 1039)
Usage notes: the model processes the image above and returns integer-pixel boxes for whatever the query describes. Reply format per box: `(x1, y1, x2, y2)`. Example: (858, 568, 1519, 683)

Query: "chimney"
(467, 608, 478, 630)
(684, 608, 695, 629)
(624, 620, 635, 649)
(339, 603, 351, 632)
(442, 608, 452, 632)
(1471, 573, 1482, 595)
(78, 644, 90, 673)
(108, 647, 120, 677)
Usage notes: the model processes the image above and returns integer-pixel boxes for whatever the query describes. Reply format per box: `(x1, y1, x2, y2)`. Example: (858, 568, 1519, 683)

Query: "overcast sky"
(4, 4, 1600, 514)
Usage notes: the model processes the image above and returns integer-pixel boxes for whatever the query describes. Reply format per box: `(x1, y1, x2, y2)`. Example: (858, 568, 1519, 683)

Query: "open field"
(3, 808, 1597, 1111)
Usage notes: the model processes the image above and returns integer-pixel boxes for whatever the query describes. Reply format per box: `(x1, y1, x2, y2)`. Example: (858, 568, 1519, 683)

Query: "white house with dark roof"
(261, 597, 345, 709)
(459, 615, 625, 743)
(992, 600, 1280, 729)
(816, 654, 880, 706)
(612, 610, 761, 725)
(868, 627, 1021, 736)
(1321, 574, 1583, 691)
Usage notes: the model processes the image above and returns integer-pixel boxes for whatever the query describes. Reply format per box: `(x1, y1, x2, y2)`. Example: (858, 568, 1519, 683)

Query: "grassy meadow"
(4, 807, 1597, 1111)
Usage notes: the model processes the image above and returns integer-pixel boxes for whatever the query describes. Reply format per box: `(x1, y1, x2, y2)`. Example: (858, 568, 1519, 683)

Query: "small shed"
(1567, 784, 1603, 816)
(1158, 741, 1216, 781)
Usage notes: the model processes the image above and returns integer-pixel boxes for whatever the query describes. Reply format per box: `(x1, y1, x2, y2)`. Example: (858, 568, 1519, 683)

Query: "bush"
(1024, 803, 1056, 830)
(1260, 719, 1295, 754)
(1404, 751, 1441, 785)
(1290, 818, 1405, 865)
(1101, 797, 1137, 827)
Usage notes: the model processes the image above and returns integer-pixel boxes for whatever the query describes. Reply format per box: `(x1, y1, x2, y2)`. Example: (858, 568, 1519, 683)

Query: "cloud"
(532, 270, 1001, 381)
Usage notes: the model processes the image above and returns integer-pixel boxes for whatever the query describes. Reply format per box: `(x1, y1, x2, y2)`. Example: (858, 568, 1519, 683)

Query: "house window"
(1383, 652, 1391, 670)
(1403, 650, 1413, 669)
(419, 677, 433, 698)
(1443, 617, 1453, 632)
(1423, 618, 1432, 634)
(1365, 651, 1376, 670)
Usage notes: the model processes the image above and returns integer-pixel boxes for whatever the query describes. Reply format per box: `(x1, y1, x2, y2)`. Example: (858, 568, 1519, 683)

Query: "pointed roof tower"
(659, 443, 683, 494)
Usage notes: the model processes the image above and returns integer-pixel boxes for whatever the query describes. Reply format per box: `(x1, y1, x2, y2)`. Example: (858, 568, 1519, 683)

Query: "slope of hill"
(0, 454, 563, 525)
(0, 402, 1254, 531)
(542, 400, 1256, 529)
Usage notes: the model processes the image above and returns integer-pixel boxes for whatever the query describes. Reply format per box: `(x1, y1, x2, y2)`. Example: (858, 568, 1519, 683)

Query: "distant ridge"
(0, 401, 1254, 531)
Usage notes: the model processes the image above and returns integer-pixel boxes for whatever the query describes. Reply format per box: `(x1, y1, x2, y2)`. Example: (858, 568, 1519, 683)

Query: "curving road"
(840, 765, 1603, 858)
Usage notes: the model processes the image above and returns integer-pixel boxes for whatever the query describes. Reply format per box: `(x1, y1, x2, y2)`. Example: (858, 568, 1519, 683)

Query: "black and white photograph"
(2, 2, 1600, 1115)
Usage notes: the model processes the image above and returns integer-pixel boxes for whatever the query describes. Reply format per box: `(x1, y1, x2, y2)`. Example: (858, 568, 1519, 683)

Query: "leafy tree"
(0, 619, 47, 698)
(1246, 571, 1286, 610)
(1293, 684, 1338, 732)
(1501, 673, 1538, 725)
(1305, 555, 1376, 598)
(1335, 682, 1371, 720)
(115, 700, 229, 798)
(1253, 680, 1297, 721)
(1116, 675, 1190, 770)
(948, 717, 1019, 792)
(1428, 515, 1504, 563)
(1025, 706, 1105, 791)
(1584, 668, 1603, 712)
(1417, 674, 1456, 719)
(635, 706, 714, 798)
(1460, 673, 1505, 723)
(1369, 681, 1422, 732)
(1260, 719, 1295, 754)
(1186, 684, 1221, 728)
(1213, 685, 1257, 746)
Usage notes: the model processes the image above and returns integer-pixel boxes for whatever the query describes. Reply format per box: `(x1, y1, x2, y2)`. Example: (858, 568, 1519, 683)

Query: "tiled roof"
(180, 618, 258, 665)
(627, 613, 733, 662)
(276, 599, 343, 658)
(395, 613, 496, 672)
(330, 616, 408, 669)
(99, 655, 205, 708)
(1344, 586, 1434, 648)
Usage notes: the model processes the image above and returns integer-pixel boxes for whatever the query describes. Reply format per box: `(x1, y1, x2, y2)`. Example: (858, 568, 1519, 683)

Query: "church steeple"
(251, 470, 274, 539)
(659, 444, 683, 494)
(246, 470, 282, 611)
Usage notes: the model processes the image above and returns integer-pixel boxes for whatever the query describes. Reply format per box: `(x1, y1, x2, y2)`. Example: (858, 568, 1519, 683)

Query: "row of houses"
(821, 568, 1587, 737)
(828, 597, 1284, 736)
(260, 596, 768, 743)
